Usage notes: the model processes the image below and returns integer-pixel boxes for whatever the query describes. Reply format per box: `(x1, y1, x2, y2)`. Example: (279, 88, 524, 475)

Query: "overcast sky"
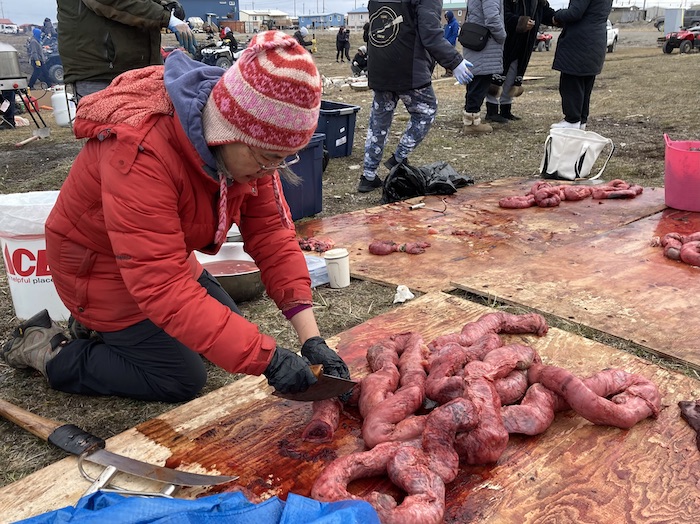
(1, 0, 689, 26)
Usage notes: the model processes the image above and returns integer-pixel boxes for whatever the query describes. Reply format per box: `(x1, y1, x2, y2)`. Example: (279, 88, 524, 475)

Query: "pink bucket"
(664, 134, 700, 212)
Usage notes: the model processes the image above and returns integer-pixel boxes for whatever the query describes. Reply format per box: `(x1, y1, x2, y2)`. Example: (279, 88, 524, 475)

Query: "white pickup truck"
(606, 19, 619, 52)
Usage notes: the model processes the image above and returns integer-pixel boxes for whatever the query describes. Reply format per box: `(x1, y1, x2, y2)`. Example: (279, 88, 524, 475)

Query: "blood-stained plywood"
(453, 208, 700, 370)
(2, 294, 699, 523)
(297, 178, 665, 293)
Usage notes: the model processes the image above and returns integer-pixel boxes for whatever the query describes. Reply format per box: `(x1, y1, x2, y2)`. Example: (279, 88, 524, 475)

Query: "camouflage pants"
(363, 85, 438, 178)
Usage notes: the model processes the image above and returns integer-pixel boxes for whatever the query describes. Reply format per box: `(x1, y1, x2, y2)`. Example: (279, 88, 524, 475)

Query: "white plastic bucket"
(324, 248, 350, 289)
(51, 85, 76, 128)
(0, 191, 70, 320)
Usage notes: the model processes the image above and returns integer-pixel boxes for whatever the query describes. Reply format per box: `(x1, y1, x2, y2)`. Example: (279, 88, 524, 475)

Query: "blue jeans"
(363, 85, 438, 179)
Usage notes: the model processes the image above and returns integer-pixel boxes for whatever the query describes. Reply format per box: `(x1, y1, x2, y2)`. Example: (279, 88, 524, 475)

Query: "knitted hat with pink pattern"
(203, 31, 322, 151)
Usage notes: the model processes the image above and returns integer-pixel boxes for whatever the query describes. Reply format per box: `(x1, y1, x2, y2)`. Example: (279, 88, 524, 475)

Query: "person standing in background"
(343, 28, 352, 61)
(486, 0, 555, 122)
(336, 26, 347, 62)
(442, 10, 460, 77)
(28, 28, 50, 89)
(461, 0, 507, 134)
(57, 0, 197, 103)
(550, 0, 612, 129)
(42, 17, 57, 40)
(358, 0, 473, 193)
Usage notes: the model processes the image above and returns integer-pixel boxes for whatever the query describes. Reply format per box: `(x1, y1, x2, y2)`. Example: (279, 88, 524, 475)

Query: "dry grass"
(0, 26, 699, 490)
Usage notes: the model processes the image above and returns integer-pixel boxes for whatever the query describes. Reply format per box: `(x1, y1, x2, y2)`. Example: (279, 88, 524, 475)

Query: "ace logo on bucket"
(0, 237, 69, 320)
(3, 242, 52, 280)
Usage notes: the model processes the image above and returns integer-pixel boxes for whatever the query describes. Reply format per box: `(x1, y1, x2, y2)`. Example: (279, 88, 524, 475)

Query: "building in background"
(298, 13, 345, 30)
(239, 9, 294, 32)
(179, 0, 239, 21)
(347, 7, 369, 30)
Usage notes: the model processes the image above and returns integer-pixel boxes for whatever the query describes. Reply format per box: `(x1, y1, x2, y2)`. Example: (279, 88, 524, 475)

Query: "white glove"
(169, 13, 197, 55)
(352, 61, 358, 66)
(453, 60, 474, 85)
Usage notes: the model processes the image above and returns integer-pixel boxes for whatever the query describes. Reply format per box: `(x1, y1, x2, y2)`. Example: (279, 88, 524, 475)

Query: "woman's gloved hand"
(301, 336, 351, 380)
(263, 347, 317, 394)
(452, 59, 474, 85)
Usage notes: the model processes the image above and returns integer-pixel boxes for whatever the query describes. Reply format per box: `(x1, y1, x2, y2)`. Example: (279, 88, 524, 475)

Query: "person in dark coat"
(351, 45, 368, 76)
(487, 0, 556, 122)
(551, 0, 612, 129)
(358, 0, 473, 193)
(293, 26, 313, 51)
(343, 28, 352, 61)
(57, 0, 197, 103)
(336, 26, 347, 62)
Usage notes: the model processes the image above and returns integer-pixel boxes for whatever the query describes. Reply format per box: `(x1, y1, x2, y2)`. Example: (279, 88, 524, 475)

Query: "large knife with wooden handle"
(0, 398, 236, 486)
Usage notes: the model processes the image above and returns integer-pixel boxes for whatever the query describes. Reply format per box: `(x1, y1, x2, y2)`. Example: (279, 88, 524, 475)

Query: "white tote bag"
(539, 128, 615, 181)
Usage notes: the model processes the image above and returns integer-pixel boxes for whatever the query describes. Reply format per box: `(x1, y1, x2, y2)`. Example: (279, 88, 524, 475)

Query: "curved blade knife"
(0, 398, 235, 486)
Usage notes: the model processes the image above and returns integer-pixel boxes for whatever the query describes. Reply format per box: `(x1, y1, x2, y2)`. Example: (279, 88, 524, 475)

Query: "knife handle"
(309, 364, 324, 379)
(0, 398, 105, 454)
(0, 398, 61, 441)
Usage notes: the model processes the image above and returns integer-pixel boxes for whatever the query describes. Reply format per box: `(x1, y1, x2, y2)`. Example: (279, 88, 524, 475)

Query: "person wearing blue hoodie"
(28, 28, 50, 88)
(3, 32, 351, 403)
(442, 10, 461, 77)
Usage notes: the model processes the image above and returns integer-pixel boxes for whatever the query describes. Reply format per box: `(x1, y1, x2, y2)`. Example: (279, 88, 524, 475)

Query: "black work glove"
(301, 337, 351, 381)
(263, 347, 317, 394)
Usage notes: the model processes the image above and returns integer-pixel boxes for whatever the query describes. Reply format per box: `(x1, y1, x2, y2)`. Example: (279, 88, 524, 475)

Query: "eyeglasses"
(248, 146, 300, 174)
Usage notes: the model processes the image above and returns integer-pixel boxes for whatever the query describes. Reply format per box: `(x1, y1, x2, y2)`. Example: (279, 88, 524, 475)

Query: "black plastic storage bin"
(281, 133, 325, 221)
(316, 100, 361, 158)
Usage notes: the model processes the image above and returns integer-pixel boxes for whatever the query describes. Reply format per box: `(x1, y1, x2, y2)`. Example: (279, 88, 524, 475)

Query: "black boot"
(485, 102, 509, 124)
(500, 104, 521, 121)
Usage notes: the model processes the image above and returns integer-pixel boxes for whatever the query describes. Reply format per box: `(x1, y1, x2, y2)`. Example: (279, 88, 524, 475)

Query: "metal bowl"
(194, 242, 264, 303)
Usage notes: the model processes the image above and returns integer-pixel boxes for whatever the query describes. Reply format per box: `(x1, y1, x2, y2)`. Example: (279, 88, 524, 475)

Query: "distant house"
(239, 9, 293, 32)
(347, 7, 369, 31)
(298, 13, 345, 30)
(178, 1, 238, 22)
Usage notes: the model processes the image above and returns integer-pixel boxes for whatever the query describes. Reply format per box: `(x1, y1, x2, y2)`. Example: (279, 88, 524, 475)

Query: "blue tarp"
(16, 491, 380, 524)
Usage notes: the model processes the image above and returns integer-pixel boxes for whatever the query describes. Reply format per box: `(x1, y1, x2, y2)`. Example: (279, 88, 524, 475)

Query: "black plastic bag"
(380, 161, 473, 204)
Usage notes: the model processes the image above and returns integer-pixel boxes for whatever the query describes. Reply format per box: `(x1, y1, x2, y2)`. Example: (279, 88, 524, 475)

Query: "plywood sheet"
(453, 208, 700, 369)
(297, 178, 665, 293)
(2, 293, 699, 523)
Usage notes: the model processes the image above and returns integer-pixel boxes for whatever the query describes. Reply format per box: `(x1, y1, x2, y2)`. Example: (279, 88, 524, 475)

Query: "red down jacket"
(45, 64, 313, 376)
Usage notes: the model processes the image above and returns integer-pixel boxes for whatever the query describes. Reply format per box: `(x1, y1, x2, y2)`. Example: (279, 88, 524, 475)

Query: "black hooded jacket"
(502, 0, 555, 77)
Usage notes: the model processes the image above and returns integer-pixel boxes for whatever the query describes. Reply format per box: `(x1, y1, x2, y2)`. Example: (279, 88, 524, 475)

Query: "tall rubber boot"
(485, 102, 509, 124)
(500, 104, 521, 121)
(462, 110, 493, 134)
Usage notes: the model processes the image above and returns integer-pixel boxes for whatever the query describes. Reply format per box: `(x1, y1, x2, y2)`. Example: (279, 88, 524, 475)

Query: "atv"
(533, 31, 552, 52)
(195, 35, 242, 69)
(660, 25, 700, 54)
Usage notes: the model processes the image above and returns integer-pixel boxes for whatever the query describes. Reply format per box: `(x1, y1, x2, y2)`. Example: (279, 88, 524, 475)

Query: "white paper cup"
(324, 248, 350, 288)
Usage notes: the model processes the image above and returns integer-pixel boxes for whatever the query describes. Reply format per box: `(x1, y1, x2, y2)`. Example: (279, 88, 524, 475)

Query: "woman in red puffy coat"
(2, 32, 350, 402)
